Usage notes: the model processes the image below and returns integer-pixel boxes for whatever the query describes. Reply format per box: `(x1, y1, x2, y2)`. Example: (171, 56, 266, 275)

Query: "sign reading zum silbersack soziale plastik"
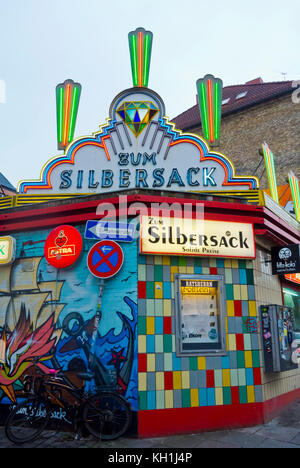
(140, 216, 256, 259)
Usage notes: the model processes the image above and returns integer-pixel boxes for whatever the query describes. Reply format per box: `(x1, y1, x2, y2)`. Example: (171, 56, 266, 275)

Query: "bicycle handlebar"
(31, 360, 95, 383)
(31, 361, 63, 378)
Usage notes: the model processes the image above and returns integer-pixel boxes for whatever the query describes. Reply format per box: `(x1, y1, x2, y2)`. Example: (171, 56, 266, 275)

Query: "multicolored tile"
(137, 256, 262, 411)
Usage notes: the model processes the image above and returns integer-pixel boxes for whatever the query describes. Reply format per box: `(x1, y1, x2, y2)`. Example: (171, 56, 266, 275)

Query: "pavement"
(1, 400, 300, 449)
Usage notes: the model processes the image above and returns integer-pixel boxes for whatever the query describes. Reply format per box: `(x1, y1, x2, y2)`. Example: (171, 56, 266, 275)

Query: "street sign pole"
(87, 240, 124, 373)
(89, 279, 105, 368)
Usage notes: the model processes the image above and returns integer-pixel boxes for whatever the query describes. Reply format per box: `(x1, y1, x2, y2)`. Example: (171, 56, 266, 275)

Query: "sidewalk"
(1, 400, 300, 448)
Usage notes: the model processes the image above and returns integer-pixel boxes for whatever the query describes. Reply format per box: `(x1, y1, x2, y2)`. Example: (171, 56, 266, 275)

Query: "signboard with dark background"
(271, 244, 300, 275)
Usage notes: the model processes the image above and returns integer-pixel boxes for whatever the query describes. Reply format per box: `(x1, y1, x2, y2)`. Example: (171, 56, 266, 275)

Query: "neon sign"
(262, 143, 279, 203)
(56, 80, 82, 150)
(128, 27, 153, 88)
(18, 28, 259, 195)
(196, 75, 223, 146)
(288, 172, 300, 222)
(285, 273, 300, 285)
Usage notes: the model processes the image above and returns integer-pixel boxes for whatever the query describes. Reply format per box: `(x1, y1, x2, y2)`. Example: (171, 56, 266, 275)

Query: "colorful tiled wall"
(137, 255, 263, 411)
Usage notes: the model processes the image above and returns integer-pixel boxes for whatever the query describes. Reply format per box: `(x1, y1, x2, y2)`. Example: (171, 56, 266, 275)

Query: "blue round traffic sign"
(87, 240, 124, 279)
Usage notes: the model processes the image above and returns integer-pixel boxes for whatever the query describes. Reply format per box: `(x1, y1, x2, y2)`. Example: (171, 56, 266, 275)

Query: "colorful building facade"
(0, 28, 299, 438)
(0, 190, 299, 437)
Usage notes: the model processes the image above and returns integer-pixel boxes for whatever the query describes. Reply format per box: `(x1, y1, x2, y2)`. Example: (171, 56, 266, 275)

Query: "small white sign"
(0, 236, 16, 265)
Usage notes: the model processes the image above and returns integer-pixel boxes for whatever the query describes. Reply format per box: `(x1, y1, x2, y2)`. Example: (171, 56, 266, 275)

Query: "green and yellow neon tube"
(128, 28, 153, 88)
(196, 75, 223, 147)
(262, 143, 279, 204)
(56, 79, 82, 150)
(288, 171, 300, 222)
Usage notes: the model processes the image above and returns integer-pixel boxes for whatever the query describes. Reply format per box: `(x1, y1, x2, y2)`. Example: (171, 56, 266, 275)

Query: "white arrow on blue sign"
(84, 220, 136, 242)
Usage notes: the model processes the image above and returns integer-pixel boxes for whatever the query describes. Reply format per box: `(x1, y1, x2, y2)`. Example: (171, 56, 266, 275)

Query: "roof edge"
(175, 87, 294, 132)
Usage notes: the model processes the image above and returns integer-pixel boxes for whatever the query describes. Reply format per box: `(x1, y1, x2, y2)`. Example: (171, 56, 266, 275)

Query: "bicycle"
(5, 365, 132, 445)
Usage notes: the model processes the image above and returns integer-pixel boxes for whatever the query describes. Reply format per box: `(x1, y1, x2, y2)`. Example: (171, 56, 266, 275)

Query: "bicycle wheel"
(5, 398, 51, 444)
(83, 392, 131, 440)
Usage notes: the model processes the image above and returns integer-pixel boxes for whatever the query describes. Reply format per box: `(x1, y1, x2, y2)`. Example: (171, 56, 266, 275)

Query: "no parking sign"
(87, 240, 124, 279)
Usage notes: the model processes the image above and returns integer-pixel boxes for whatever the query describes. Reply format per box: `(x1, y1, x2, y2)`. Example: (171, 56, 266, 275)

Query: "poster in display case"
(175, 275, 226, 356)
(260, 304, 298, 372)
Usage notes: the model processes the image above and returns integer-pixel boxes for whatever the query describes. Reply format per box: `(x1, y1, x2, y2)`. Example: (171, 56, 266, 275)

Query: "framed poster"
(175, 274, 227, 356)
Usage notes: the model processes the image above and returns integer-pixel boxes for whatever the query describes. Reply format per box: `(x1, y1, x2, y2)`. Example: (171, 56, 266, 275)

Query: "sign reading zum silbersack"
(140, 216, 256, 259)
(18, 88, 259, 196)
(271, 244, 300, 275)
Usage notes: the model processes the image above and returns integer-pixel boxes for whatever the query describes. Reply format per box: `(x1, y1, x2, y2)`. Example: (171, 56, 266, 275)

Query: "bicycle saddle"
(77, 372, 95, 381)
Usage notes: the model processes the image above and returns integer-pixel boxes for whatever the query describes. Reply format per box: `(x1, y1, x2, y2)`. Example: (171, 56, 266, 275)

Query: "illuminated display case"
(260, 305, 298, 373)
(175, 274, 226, 356)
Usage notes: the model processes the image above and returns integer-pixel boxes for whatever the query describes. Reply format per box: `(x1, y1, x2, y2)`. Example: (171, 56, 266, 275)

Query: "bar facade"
(0, 28, 299, 436)
(0, 191, 299, 437)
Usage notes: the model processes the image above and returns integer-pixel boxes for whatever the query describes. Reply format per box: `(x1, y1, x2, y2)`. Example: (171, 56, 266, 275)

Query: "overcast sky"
(0, 0, 299, 188)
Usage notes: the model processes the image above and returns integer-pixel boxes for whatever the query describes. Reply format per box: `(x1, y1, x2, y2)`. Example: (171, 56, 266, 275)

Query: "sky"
(0, 0, 299, 189)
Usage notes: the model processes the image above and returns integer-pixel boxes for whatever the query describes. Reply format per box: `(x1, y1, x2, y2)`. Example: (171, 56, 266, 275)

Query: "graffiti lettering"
(12, 404, 70, 423)
(244, 317, 258, 334)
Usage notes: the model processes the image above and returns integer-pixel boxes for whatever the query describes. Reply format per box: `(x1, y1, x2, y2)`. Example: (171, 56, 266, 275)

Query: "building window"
(175, 274, 227, 356)
(283, 287, 300, 330)
(236, 91, 247, 100)
(222, 97, 230, 105)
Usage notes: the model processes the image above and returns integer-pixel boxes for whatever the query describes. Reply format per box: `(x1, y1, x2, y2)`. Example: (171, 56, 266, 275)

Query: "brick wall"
(189, 94, 300, 189)
(253, 246, 300, 402)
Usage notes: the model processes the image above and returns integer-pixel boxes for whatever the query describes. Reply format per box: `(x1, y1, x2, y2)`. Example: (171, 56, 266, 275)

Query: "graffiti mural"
(0, 226, 138, 411)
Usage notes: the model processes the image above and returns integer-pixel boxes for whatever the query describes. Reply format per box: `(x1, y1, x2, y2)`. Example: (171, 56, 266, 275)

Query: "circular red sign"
(44, 225, 83, 268)
(87, 240, 124, 279)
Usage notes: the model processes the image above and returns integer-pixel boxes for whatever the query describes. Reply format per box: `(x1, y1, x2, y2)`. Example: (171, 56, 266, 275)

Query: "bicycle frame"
(27, 373, 91, 438)
(6, 368, 132, 443)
